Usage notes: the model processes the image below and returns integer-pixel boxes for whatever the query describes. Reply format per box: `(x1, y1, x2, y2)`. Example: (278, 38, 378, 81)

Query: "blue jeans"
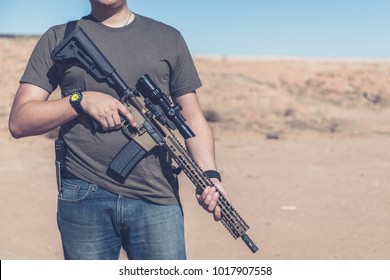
(57, 178, 186, 260)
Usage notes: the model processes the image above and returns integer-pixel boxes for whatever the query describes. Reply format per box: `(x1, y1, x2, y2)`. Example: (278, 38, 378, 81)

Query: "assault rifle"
(51, 26, 258, 253)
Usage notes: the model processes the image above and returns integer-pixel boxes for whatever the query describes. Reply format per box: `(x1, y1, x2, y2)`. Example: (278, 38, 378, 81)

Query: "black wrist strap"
(204, 170, 222, 182)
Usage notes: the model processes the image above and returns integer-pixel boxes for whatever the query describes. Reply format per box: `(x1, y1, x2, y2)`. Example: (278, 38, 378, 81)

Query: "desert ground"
(1, 36, 389, 260)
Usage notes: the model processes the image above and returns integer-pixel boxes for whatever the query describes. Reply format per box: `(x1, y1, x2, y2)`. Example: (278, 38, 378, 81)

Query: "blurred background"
(1, 0, 390, 58)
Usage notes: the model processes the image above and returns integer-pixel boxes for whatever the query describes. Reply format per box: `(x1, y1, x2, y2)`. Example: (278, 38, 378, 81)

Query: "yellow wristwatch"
(69, 91, 83, 114)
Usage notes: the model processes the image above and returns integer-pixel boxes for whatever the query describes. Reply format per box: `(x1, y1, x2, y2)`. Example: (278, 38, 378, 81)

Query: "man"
(9, 0, 228, 260)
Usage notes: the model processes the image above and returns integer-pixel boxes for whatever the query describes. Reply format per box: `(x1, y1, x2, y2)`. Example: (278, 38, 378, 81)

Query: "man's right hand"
(82, 91, 137, 131)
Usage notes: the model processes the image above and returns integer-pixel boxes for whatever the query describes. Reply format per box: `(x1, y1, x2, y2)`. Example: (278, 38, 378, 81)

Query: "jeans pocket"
(58, 179, 95, 203)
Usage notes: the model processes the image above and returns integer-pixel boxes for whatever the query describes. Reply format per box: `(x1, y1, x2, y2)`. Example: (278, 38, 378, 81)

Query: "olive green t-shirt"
(20, 14, 202, 205)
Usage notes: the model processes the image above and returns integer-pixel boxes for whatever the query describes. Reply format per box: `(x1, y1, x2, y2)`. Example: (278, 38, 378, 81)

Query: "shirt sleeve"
(169, 32, 202, 98)
(20, 28, 60, 94)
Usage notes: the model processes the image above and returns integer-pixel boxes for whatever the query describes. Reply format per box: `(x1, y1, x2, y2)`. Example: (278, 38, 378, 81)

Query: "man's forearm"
(9, 85, 77, 138)
(184, 117, 218, 172)
(10, 98, 76, 138)
(174, 92, 218, 172)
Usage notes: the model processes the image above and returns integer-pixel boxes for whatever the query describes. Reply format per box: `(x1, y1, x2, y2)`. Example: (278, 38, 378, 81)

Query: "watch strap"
(69, 91, 84, 114)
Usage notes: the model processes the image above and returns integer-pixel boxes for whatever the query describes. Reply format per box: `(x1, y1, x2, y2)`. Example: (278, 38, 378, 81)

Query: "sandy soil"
(1, 36, 389, 260)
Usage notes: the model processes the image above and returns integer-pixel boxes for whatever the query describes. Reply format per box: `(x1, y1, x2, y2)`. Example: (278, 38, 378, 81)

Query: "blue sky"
(0, 0, 389, 58)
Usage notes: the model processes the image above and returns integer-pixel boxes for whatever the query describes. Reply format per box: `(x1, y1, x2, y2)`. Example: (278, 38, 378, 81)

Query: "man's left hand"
(196, 178, 229, 221)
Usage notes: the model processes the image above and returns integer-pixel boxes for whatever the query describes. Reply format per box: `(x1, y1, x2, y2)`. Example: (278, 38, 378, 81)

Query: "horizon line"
(2, 34, 389, 62)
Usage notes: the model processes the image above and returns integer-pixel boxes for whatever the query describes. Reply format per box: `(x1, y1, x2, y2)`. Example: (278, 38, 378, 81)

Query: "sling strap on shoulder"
(54, 19, 79, 192)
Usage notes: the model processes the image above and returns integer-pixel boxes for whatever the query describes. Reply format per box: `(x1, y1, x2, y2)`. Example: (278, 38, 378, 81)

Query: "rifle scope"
(136, 74, 195, 139)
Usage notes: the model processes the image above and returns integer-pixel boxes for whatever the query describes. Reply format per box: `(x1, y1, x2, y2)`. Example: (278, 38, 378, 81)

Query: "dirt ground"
(1, 36, 389, 260)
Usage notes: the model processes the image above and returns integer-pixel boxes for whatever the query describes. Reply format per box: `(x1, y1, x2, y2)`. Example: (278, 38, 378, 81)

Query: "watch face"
(71, 93, 81, 103)
(70, 92, 83, 114)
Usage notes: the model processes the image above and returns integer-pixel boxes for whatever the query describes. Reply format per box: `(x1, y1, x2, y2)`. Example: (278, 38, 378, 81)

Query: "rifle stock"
(51, 26, 258, 253)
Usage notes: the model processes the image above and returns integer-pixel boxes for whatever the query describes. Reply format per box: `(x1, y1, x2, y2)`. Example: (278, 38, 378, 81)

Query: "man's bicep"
(13, 83, 50, 106)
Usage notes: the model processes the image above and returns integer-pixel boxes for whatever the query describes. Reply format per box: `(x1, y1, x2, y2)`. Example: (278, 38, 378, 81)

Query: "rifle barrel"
(242, 234, 259, 253)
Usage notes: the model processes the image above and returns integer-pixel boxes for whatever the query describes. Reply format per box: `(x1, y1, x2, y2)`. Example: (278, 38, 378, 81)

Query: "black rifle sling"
(56, 19, 78, 140)
(54, 20, 77, 191)
(55, 21, 147, 181)
(64, 20, 78, 38)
